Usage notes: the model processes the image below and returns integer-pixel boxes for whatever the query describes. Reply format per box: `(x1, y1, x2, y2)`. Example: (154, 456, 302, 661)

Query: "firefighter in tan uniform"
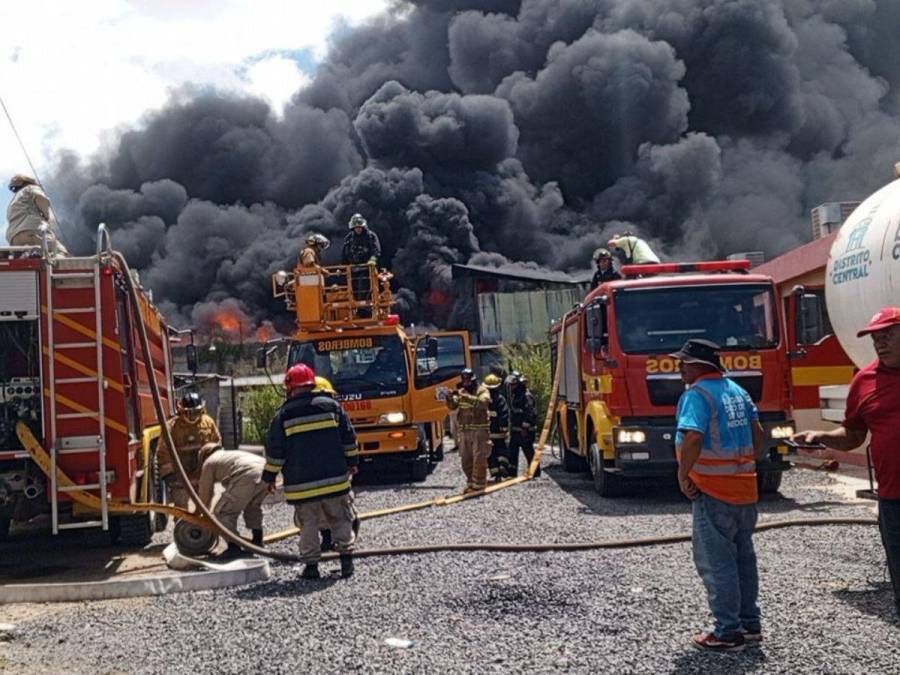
(6, 174, 68, 255)
(298, 233, 330, 268)
(158, 392, 222, 508)
(197, 443, 267, 558)
(446, 368, 491, 492)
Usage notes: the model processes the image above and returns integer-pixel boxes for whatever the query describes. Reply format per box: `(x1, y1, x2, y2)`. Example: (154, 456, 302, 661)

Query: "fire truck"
(0, 227, 174, 544)
(552, 260, 795, 497)
(260, 262, 470, 479)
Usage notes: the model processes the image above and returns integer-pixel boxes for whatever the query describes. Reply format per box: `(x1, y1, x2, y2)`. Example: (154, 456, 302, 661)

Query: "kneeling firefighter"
(508, 372, 539, 477)
(197, 443, 268, 558)
(158, 392, 222, 508)
(484, 374, 510, 481)
(263, 364, 359, 580)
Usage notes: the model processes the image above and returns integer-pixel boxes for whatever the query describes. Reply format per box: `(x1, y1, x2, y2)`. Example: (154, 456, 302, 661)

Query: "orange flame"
(212, 309, 245, 340)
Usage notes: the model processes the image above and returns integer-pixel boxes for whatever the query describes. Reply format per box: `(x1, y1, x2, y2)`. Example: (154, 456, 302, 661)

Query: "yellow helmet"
(313, 376, 336, 395)
(484, 373, 502, 389)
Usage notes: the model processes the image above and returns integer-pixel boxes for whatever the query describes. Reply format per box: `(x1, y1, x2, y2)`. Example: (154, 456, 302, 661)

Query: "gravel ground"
(1, 449, 897, 674)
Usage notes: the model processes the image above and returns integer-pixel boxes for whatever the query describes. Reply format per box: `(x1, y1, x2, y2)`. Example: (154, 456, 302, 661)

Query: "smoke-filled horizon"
(47, 0, 900, 334)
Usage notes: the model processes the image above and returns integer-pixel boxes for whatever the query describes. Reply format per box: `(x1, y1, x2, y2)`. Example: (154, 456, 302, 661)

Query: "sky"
(0, 0, 389, 233)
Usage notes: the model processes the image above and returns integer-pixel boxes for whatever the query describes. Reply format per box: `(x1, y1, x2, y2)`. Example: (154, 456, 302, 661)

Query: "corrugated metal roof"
(452, 263, 590, 285)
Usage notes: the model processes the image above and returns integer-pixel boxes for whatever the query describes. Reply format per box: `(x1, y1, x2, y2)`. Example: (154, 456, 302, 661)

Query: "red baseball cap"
(857, 307, 900, 337)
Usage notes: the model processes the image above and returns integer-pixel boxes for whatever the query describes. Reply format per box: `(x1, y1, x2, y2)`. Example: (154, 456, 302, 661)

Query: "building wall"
(477, 288, 582, 344)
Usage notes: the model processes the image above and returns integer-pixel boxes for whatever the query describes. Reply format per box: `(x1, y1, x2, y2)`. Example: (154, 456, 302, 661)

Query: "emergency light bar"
(621, 260, 751, 278)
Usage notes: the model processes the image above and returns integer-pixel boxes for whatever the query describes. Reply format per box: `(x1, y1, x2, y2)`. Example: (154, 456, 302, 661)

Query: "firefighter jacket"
(299, 246, 320, 268)
(157, 414, 222, 483)
(488, 391, 510, 440)
(510, 388, 537, 437)
(446, 384, 491, 430)
(342, 229, 381, 265)
(6, 184, 56, 242)
(198, 450, 265, 508)
(262, 391, 359, 503)
(591, 266, 622, 289)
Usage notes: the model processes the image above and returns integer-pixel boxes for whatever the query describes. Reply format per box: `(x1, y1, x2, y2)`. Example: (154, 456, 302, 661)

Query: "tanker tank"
(826, 170, 900, 368)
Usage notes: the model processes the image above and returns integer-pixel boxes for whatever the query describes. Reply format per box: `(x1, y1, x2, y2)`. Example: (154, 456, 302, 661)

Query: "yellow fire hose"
(17, 259, 878, 567)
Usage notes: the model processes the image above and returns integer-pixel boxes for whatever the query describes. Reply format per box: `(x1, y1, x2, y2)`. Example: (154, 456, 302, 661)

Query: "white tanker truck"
(826, 166, 900, 368)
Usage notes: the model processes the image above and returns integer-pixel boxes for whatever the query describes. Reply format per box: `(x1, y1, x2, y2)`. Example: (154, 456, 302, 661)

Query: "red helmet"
(284, 363, 316, 392)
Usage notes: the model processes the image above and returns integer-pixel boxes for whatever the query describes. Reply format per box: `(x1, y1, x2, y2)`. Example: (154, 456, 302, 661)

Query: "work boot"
(352, 518, 361, 537)
(219, 542, 243, 560)
(251, 529, 263, 547)
(320, 528, 334, 552)
(340, 553, 354, 578)
(301, 563, 321, 580)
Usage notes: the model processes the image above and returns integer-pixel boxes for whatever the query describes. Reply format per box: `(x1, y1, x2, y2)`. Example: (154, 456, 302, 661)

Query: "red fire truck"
(0, 227, 174, 544)
(552, 260, 795, 497)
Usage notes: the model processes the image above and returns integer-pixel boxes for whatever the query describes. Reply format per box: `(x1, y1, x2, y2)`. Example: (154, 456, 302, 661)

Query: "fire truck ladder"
(43, 227, 112, 534)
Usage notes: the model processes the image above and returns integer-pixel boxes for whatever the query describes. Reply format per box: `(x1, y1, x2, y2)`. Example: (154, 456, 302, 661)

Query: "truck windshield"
(287, 335, 408, 398)
(614, 283, 778, 354)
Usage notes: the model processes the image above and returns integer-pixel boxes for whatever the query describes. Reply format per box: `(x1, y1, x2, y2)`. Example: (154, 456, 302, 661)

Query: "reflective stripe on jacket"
(446, 384, 490, 429)
(263, 392, 358, 503)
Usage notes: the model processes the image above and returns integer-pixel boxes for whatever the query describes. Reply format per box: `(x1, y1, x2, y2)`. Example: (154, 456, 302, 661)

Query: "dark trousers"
(878, 497, 900, 614)
(508, 432, 539, 477)
(488, 438, 508, 478)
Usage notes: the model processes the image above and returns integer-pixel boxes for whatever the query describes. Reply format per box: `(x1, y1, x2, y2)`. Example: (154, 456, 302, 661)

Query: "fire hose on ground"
(16, 254, 878, 569)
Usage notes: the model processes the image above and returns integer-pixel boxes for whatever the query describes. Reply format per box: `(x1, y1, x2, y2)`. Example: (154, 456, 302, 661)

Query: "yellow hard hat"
(484, 373, 502, 389)
(313, 376, 336, 394)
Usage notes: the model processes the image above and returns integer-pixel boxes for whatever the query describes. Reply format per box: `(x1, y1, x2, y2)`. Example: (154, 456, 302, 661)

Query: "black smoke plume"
(45, 0, 900, 334)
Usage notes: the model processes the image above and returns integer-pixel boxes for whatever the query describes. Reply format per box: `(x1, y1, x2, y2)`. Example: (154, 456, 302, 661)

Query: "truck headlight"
(616, 429, 647, 444)
(770, 425, 795, 439)
(379, 412, 407, 424)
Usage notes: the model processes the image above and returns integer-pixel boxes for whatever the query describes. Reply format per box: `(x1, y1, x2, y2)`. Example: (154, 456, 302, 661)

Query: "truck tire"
(559, 418, 589, 473)
(589, 443, 628, 498)
(410, 457, 429, 483)
(109, 513, 154, 547)
(757, 470, 783, 494)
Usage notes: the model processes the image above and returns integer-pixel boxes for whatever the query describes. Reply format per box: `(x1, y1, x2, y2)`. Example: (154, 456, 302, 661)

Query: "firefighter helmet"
(285, 363, 316, 392)
(313, 376, 336, 395)
(593, 247, 612, 261)
(460, 368, 476, 382)
(177, 391, 204, 421)
(8, 174, 37, 192)
(484, 374, 502, 389)
(306, 233, 330, 250)
(348, 213, 367, 230)
(508, 371, 527, 387)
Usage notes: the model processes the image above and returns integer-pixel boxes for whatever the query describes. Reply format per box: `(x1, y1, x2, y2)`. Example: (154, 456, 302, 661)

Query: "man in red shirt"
(795, 307, 900, 618)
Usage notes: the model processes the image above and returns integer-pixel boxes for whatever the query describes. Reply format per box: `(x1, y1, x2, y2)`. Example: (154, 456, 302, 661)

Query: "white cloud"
(0, 0, 389, 232)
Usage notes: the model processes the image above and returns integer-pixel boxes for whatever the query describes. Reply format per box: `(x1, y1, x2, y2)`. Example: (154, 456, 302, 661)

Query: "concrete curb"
(0, 558, 271, 604)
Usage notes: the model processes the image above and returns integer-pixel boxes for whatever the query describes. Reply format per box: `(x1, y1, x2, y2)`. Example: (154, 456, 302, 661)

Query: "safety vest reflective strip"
(285, 419, 339, 436)
(283, 476, 351, 500)
(460, 423, 489, 430)
(264, 462, 283, 473)
(690, 385, 756, 476)
(344, 444, 359, 458)
(490, 432, 508, 439)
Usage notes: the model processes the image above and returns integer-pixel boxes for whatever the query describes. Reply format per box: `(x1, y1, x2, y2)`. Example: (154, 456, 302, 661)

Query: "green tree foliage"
(243, 385, 284, 445)
(499, 341, 553, 426)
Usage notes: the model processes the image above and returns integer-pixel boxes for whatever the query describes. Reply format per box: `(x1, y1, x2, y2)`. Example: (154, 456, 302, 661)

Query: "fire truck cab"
(263, 261, 469, 480)
(552, 260, 794, 497)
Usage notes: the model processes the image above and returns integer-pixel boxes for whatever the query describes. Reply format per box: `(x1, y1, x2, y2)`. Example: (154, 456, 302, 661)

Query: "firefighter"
(341, 213, 381, 265)
(311, 376, 361, 553)
(484, 374, 511, 481)
(299, 233, 330, 268)
(591, 248, 621, 288)
(607, 231, 660, 266)
(196, 443, 267, 558)
(158, 392, 223, 508)
(508, 371, 539, 478)
(445, 368, 491, 492)
(262, 363, 359, 580)
(6, 174, 68, 255)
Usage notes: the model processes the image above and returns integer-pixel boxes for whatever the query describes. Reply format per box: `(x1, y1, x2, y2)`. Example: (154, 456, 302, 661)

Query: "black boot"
(320, 529, 334, 551)
(219, 542, 243, 559)
(340, 553, 354, 578)
(301, 563, 321, 580)
(251, 529, 263, 547)
(352, 518, 361, 537)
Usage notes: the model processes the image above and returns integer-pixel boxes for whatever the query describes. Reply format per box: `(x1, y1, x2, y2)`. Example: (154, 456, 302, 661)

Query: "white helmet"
(306, 233, 330, 250)
(8, 174, 37, 192)
(348, 213, 367, 230)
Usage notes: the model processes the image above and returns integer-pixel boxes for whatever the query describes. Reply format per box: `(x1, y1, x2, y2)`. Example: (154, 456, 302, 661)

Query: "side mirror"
(585, 338, 605, 354)
(255, 347, 268, 370)
(185, 345, 198, 374)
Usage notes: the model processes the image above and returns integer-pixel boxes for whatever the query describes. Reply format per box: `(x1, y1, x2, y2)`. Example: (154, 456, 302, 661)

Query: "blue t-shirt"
(675, 376, 758, 451)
